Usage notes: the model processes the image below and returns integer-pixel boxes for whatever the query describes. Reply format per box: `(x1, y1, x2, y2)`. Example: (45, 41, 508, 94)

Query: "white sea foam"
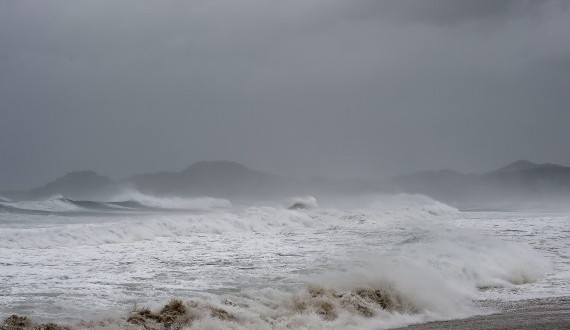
(0, 191, 231, 214)
(0, 195, 561, 329)
(3, 195, 84, 212)
(286, 195, 319, 209)
(0, 207, 316, 249)
(109, 190, 232, 210)
(0, 194, 459, 249)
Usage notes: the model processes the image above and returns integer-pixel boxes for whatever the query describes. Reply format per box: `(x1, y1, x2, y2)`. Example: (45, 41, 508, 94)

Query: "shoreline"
(394, 296, 570, 330)
(2, 297, 568, 329)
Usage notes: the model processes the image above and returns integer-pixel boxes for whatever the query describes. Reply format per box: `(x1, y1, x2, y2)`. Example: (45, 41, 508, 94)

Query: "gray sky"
(1, 0, 569, 189)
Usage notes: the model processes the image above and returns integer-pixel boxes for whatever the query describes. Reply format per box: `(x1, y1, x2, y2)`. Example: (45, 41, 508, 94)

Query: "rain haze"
(1, 2, 570, 330)
(1, 0, 569, 189)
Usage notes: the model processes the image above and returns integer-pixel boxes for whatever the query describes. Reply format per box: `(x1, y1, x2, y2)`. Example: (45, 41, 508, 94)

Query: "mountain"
(26, 170, 121, 201)
(493, 159, 566, 173)
(494, 160, 541, 173)
(2, 161, 327, 202)
(383, 160, 570, 208)
(129, 161, 299, 199)
(5, 159, 570, 208)
(479, 160, 570, 195)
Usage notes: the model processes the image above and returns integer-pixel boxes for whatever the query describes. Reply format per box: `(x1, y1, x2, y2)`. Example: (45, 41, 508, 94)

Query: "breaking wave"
(0, 207, 316, 249)
(96, 278, 473, 329)
(0, 197, 548, 289)
(76, 252, 546, 330)
(3, 195, 85, 212)
(0, 194, 552, 329)
(287, 195, 319, 210)
(0, 193, 231, 214)
(108, 190, 232, 210)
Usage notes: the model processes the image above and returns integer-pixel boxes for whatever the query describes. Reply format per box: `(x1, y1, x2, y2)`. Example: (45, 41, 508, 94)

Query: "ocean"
(0, 193, 568, 329)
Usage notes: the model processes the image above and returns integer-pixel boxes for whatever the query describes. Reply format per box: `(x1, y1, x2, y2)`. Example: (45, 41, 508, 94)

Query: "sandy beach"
(395, 297, 570, 330)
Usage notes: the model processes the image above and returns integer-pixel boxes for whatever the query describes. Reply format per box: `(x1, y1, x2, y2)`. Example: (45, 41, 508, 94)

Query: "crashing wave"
(5, 195, 85, 212)
(109, 190, 232, 210)
(287, 196, 319, 210)
(0, 192, 232, 214)
(0, 193, 552, 329)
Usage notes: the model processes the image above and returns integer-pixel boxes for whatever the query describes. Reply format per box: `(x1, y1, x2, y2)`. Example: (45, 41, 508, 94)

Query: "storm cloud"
(1, 0, 569, 189)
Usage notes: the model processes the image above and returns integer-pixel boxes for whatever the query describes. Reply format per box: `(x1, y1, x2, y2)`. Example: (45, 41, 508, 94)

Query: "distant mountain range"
(26, 170, 122, 201)
(383, 160, 570, 208)
(0, 161, 314, 202)
(2, 160, 570, 208)
(129, 161, 296, 199)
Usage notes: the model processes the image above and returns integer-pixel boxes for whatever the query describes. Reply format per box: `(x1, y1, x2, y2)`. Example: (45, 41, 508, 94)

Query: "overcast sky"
(1, 0, 569, 189)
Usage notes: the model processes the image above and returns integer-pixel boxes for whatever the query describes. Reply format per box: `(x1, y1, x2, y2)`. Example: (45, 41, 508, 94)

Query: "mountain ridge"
(129, 160, 291, 198)
(493, 160, 566, 173)
(385, 160, 570, 207)
(26, 170, 120, 201)
(2, 160, 570, 208)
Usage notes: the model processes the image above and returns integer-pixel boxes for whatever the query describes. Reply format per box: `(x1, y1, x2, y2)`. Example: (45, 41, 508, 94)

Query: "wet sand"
(394, 297, 570, 330)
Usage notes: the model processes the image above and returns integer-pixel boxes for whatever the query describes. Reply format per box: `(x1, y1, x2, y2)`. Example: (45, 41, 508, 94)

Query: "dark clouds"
(1, 0, 569, 189)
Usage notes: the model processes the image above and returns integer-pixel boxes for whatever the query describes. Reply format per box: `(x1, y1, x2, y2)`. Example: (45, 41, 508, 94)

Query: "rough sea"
(0, 193, 568, 329)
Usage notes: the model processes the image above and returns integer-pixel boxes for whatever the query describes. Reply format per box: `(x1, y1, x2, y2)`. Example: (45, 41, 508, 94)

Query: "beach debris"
(289, 284, 421, 321)
(127, 299, 193, 329)
(1, 315, 30, 330)
(209, 307, 236, 321)
(0, 315, 70, 330)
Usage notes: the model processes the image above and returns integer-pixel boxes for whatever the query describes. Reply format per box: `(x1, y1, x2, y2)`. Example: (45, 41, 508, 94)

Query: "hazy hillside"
(129, 161, 298, 199)
(26, 171, 122, 201)
(383, 160, 570, 208)
(4, 160, 570, 208)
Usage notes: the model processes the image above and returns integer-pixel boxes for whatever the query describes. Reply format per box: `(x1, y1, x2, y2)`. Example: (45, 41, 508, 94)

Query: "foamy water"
(0, 194, 566, 329)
